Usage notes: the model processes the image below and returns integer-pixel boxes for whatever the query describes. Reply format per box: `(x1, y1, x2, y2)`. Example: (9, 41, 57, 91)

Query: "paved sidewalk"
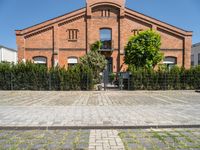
(0, 91, 199, 127)
(0, 128, 199, 149)
(0, 91, 199, 106)
(119, 128, 200, 150)
(0, 105, 199, 127)
(89, 130, 124, 150)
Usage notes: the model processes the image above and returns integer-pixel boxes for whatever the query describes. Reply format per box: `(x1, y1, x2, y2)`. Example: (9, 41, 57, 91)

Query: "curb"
(0, 125, 200, 130)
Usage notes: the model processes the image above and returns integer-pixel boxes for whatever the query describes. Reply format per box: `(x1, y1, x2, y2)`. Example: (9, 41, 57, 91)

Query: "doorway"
(104, 57, 113, 86)
(106, 57, 113, 74)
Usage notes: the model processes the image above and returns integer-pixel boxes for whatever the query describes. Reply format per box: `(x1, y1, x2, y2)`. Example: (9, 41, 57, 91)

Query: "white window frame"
(163, 57, 177, 69)
(33, 56, 47, 65)
(68, 57, 78, 67)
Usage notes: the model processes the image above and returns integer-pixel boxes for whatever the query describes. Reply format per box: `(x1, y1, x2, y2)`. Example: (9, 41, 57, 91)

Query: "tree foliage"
(124, 29, 163, 69)
(80, 50, 107, 83)
(80, 41, 107, 83)
(90, 41, 102, 52)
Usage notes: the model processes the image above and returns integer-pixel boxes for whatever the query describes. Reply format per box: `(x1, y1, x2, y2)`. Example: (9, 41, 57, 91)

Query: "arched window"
(100, 28, 112, 50)
(33, 56, 47, 66)
(163, 56, 177, 69)
(68, 57, 78, 67)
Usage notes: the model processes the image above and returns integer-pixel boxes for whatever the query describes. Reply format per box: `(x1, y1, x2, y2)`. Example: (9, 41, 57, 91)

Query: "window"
(100, 29, 112, 50)
(68, 57, 78, 67)
(191, 55, 194, 66)
(67, 29, 79, 41)
(33, 56, 47, 67)
(101, 9, 110, 17)
(163, 57, 177, 69)
(131, 29, 143, 36)
(198, 54, 200, 65)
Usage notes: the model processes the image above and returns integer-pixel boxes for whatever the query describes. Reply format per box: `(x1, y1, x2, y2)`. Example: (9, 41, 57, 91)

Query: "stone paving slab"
(0, 91, 199, 127)
(0, 91, 200, 106)
(0, 128, 199, 150)
(0, 129, 90, 150)
(0, 105, 199, 127)
(119, 128, 200, 150)
(89, 130, 124, 150)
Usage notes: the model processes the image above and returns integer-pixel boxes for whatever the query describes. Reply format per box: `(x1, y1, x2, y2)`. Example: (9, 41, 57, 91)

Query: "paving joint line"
(0, 124, 200, 130)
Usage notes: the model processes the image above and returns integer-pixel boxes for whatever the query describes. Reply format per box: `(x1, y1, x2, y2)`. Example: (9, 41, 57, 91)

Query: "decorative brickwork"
(16, 0, 192, 70)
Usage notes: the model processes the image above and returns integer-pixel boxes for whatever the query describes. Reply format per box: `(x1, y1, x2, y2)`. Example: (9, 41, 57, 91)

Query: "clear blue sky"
(0, 0, 200, 49)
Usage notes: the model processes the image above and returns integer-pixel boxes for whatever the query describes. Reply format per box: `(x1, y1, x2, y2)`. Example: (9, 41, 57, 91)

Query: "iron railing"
(99, 40, 114, 51)
(116, 73, 200, 90)
(0, 72, 93, 91)
(0, 72, 200, 91)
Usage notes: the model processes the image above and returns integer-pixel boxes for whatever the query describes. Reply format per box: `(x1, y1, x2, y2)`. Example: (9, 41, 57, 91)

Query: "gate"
(102, 71, 132, 91)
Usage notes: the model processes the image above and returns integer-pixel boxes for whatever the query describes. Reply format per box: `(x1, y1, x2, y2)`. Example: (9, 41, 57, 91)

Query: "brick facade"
(16, 0, 192, 71)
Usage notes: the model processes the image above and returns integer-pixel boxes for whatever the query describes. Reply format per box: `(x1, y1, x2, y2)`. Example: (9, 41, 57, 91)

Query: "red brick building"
(16, 0, 192, 73)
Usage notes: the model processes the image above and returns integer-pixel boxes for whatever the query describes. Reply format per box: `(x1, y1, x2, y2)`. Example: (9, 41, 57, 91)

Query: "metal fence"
(118, 73, 200, 90)
(1, 72, 200, 91)
(0, 73, 93, 91)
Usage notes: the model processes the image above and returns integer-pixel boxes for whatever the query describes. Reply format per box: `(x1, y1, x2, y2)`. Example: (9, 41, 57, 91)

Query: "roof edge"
(15, 7, 86, 32)
(125, 7, 193, 35)
(0, 45, 17, 52)
(192, 42, 200, 47)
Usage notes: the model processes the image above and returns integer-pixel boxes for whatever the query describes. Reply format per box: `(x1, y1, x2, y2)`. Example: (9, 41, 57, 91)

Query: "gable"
(16, 8, 86, 36)
(25, 27, 53, 49)
(92, 5, 120, 18)
(58, 16, 86, 49)
(123, 16, 152, 45)
(124, 8, 192, 37)
(157, 28, 184, 49)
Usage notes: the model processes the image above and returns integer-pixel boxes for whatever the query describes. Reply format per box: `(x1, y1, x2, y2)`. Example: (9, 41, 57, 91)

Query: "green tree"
(80, 42, 107, 83)
(90, 41, 102, 52)
(124, 29, 163, 69)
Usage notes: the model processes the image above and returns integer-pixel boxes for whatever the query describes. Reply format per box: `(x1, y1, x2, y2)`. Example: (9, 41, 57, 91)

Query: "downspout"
(1, 48, 4, 62)
(183, 38, 185, 67)
(52, 26, 55, 67)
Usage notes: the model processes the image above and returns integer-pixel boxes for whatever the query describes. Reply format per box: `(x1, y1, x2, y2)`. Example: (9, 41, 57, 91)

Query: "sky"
(0, 0, 200, 49)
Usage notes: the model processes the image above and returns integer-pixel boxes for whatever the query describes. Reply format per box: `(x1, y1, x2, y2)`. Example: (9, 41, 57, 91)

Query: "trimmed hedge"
(1, 62, 200, 91)
(0, 62, 93, 90)
(129, 66, 200, 90)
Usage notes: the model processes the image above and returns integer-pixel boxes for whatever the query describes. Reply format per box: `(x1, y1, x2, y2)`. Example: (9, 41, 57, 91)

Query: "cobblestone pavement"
(0, 91, 200, 106)
(0, 128, 199, 150)
(0, 91, 199, 126)
(119, 128, 200, 150)
(0, 129, 90, 150)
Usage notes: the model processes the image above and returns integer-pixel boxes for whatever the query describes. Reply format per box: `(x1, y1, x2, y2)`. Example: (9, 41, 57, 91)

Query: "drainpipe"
(1, 48, 4, 62)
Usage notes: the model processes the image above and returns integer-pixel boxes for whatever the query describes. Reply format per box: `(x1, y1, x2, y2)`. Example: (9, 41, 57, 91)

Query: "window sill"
(68, 39, 78, 42)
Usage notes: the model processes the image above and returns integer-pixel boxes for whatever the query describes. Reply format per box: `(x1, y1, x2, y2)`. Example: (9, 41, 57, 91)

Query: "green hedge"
(1, 62, 200, 91)
(0, 62, 93, 90)
(129, 66, 200, 90)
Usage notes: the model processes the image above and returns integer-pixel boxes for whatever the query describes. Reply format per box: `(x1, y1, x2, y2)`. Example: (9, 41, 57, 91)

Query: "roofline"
(125, 7, 193, 34)
(192, 42, 200, 47)
(0, 45, 17, 52)
(15, 7, 86, 32)
(15, 5, 192, 36)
